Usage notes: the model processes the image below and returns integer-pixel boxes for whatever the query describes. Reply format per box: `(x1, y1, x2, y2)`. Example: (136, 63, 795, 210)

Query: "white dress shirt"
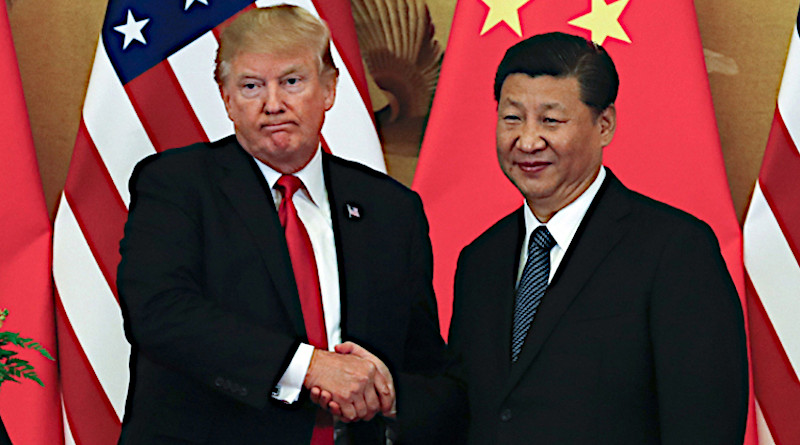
(253, 148, 341, 403)
(518, 167, 607, 285)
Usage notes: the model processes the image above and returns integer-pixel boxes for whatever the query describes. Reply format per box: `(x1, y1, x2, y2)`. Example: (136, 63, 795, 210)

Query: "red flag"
(743, 8, 800, 445)
(0, 1, 62, 444)
(52, 1, 381, 443)
(414, 0, 754, 443)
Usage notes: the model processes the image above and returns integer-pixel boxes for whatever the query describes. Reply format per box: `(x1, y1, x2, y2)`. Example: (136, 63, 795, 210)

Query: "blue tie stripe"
(511, 226, 556, 362)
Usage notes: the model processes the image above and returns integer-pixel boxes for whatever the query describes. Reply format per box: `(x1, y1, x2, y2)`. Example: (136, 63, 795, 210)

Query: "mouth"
(515, 160, 551, 173)
(262, 121, 295, 131)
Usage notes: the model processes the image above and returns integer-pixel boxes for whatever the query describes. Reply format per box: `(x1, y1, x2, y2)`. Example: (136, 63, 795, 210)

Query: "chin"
(521, 186, 555, 201)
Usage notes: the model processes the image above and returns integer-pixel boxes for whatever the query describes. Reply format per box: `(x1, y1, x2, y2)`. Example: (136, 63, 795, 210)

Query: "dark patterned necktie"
(511, 226, 556, 362)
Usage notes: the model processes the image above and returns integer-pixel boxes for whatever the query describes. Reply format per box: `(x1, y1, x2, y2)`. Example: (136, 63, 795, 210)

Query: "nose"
(517, 122, 546, 152)
(262, 83, 284, 115)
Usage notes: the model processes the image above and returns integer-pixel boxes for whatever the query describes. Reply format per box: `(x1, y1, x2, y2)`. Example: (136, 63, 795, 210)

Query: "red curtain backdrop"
(0, 1, 61, 444)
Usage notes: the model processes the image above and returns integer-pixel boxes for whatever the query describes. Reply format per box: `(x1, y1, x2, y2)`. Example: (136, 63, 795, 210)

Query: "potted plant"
(0, 309, 54, 387)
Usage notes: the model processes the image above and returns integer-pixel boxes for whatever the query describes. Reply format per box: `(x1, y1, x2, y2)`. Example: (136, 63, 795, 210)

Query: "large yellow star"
(568, 0, 631, 45)
(480, 0, 533, 37)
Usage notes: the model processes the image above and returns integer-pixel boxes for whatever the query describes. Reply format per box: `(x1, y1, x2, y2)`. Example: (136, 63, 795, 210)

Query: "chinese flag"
(413, 1, 754, 443)
(0, 1, 62, 444)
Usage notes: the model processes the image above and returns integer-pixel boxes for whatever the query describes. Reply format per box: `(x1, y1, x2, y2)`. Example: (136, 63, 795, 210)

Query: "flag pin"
(345, 203, 361, 220)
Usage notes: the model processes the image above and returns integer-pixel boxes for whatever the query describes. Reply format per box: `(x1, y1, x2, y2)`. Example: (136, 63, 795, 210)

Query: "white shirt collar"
(523, 166, 606, 253)
(254, 147, 326, 206)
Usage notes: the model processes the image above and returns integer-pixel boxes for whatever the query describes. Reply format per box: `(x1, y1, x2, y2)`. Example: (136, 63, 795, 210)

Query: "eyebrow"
(499, 98, 566, 112)
(538, 102, 566, 112)
(278, 64, 307, 77)
(234, 64, 309, 81)
(499, 98, 524, 109)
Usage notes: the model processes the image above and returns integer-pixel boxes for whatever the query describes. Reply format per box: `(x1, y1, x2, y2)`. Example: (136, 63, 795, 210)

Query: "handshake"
(303, 341, 396, 423)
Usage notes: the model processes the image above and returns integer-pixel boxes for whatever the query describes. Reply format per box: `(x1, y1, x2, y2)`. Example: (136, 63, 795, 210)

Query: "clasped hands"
(303, 341, 396, 423)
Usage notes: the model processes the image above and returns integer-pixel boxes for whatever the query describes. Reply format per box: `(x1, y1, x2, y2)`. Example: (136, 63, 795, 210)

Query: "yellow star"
(568, 0, 631, 45)
(480, 0, 533, 37)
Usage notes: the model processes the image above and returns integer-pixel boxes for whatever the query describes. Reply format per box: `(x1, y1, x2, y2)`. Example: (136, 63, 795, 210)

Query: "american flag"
(52, 1, 383, 443)
(743, 7, 800, 445)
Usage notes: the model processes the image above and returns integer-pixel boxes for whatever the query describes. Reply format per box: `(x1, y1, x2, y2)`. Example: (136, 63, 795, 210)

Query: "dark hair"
(494, 32, 619, 115)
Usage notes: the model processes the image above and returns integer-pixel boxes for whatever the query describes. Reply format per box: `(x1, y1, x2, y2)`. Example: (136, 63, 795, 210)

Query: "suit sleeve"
(398, 193, 447, 373)
(118, 156, 298, 409)
(394, 193, 468, 444)
(649, 221, 748, 444)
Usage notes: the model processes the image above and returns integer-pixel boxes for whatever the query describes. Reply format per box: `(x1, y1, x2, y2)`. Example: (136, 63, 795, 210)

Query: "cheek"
(303, 100, 328, 129)
(496, 147, 514, 175)
(226, 98, 246, 116)
(496, 129, 514, 151)
(225, 105, 240, 125)
(495, 139, 510, 165)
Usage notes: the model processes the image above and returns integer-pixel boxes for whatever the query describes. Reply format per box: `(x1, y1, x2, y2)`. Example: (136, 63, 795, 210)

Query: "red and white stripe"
(53, 2, 382, 443)
(743, 13, 800, 445)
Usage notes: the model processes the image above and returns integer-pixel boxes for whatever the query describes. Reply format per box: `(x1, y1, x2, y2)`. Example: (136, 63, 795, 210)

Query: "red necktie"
(274, 175, 333, 445)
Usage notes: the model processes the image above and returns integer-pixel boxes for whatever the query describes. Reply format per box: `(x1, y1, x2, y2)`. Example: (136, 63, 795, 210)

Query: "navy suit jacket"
(118, 136, 448, 444)
(448, 170, 748, 444)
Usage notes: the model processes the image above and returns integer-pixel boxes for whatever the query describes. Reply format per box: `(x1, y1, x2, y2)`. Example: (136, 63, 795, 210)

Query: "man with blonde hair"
(118, 5, 451, 444)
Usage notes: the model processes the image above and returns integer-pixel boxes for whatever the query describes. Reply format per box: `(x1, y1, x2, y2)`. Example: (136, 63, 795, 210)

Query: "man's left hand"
(310, 341, 396, 420)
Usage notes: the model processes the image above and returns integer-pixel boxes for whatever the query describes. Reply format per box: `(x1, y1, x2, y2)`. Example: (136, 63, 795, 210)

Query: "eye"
(239, 81, 263, 98)
(502, 114, 521, 121)
(543, 117, 563, 124)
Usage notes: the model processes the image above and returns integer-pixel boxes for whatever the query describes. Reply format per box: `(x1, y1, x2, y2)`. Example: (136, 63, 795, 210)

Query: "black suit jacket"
(448, 171, 748, 444)
(0, 415, 10, 445)
(117, 136, 447, 444)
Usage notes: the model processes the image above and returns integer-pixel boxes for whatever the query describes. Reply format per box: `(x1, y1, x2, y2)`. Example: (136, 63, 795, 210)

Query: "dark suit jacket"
(117, 136, 448, 444)
(448, 170, 748, 444)
(0, 415, 10, 445)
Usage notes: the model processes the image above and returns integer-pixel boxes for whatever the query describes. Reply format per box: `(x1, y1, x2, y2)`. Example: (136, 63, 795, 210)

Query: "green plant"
(0, 309, 54, 387)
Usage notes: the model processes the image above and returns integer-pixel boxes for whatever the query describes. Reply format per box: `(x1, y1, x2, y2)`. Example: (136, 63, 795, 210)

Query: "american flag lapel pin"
(345, 203, 362, 220)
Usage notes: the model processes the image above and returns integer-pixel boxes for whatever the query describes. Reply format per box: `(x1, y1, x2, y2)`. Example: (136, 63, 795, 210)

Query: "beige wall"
(695, 0, 797, 221)
(8, 0, 797, 222)
(8, 0, 106, 218)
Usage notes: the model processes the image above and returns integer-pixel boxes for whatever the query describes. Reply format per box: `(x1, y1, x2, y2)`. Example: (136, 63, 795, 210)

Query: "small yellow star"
(568, 0, 631, 45)
(480, 0, 533, 37)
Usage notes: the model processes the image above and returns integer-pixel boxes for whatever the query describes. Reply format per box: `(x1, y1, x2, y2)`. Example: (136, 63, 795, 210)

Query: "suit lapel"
(482, 210, 526, 380)
(212, 139, 306, 337)
(504, 173, 632, 395)
(322, 155, 363, 340)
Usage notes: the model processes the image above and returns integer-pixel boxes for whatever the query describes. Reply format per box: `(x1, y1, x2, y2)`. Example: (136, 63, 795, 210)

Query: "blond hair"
(215, 5, 338, 85)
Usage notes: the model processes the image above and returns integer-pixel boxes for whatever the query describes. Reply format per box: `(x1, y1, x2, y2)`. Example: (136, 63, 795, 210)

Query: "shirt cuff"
(272, 343, 314, 403)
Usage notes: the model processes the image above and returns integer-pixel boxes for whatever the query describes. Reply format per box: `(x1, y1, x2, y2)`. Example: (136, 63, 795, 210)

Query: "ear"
(597, 104, 616, 147)
(220, 84, 234, 121)
(322, 70, 338, 112)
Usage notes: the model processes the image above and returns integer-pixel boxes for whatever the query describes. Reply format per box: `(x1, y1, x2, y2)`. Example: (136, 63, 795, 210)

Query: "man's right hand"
(303, 349, 381, 422)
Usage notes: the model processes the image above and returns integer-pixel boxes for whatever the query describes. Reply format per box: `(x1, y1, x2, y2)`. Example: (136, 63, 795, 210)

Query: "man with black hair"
(447, 32, 748, 444)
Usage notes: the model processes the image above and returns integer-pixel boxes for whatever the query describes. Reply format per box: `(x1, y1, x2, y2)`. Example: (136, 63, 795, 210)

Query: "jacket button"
(500, 408, 512, 422)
